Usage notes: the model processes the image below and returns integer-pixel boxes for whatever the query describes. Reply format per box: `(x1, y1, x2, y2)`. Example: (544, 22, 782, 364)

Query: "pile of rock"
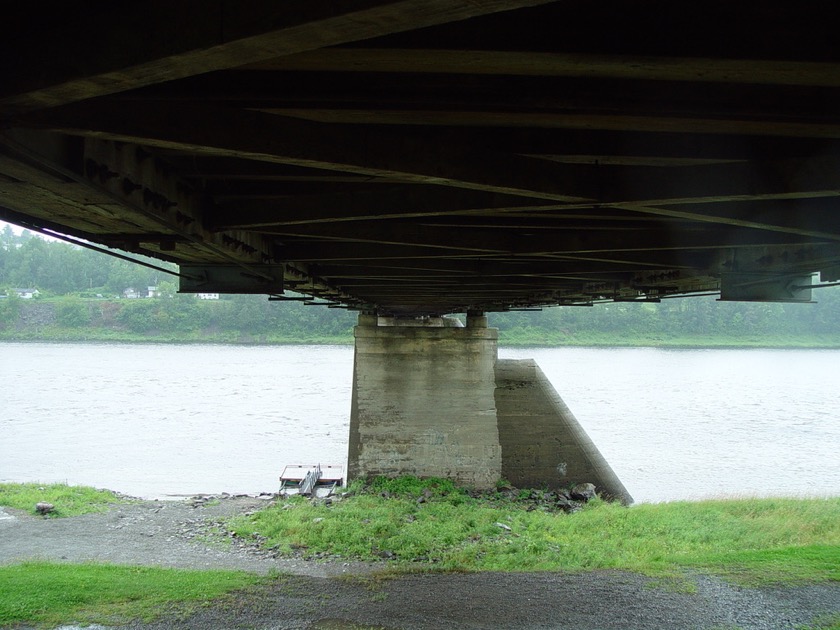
(477, 482, 600, 513)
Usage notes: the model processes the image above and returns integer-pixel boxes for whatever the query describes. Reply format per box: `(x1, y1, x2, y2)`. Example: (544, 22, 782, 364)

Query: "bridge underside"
(3, 3, 840, 492)
(3, 2, 840, 315)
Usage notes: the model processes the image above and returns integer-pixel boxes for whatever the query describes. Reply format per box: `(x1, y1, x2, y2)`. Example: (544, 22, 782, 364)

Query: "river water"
(1, 342, 838, 503)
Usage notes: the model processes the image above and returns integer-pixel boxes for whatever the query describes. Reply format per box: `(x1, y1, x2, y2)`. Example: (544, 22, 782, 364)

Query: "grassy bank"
(1, 480, 838, 627)
(0, 482, 132, 517)
(231, 477, 840, 584)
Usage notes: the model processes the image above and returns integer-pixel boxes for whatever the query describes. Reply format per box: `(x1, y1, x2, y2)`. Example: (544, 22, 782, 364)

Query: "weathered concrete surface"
(348, 317, 501, 488)
(348, 315, 631, 499)
(495, 358, 633, 504)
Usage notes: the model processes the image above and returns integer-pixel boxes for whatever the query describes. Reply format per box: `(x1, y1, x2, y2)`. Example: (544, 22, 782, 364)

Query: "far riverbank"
(3, 298, 840, 348)
(4, 292, 840, 349)
(3, 325, 840, 348)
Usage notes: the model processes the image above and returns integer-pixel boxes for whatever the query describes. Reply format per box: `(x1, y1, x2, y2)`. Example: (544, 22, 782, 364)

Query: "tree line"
(2, 225, 839, 345)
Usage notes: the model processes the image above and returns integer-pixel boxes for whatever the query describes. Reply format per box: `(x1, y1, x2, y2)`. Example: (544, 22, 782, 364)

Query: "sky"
(1, 218, 61, 241)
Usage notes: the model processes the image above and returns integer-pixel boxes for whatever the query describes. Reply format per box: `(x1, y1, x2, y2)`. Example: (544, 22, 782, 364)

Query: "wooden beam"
(615, 199, 840, 242)
(211, 187, 559, 228)
(339, 2, 840, 66)
(123, 71, 840, 117)
(416, 127, 840, 163)
(24, 92, 840, 207)
(0, 0, 556, 113)
(17, 101, 596, 202)
(26, 100, 840, 208)
(260, 108, 840, 139)
(268, 221, 822, 257)
(315, 257, 694, 278)
(285, 243, 707, 271)
(244, 48, 840, 87)
(602, 156, 840, 206)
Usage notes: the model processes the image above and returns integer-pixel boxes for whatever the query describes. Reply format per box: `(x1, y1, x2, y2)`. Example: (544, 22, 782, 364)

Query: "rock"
(570, 483, 597, 502)
(35, 502, 55, 515)
(494, 522, 512, 532)
(555, 496, 577, 510)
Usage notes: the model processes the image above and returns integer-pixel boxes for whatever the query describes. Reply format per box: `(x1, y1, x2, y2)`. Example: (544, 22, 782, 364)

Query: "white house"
(12, 288, 40, 299)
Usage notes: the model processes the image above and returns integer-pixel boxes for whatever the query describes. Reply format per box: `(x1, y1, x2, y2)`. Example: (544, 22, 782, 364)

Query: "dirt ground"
(1, 497, 838, 630)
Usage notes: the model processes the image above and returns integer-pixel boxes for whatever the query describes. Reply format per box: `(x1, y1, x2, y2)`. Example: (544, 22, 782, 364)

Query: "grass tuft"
(0, 482, 133, 517)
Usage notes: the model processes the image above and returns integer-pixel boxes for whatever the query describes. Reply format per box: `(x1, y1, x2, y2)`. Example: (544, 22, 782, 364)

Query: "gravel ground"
(1, 498, 838, 630)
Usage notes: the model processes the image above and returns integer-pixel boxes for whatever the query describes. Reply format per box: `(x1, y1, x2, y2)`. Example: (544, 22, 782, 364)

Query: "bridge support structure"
(347, 313, 632, 502)
(348, 312, 501, 489)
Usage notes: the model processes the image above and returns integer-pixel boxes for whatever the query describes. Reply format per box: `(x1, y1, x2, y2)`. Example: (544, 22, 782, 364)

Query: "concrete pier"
(495, 359, 632, 504)
(348, 314, 631, 501)
(348, 314, 501, 488)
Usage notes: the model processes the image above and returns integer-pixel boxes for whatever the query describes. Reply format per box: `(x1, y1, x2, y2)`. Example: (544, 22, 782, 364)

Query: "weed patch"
(0, 482, 132, 517)
(227, 478, 840, 583)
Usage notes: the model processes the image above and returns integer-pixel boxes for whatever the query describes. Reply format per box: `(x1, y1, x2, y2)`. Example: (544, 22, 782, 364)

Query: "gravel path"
(1, 498, 838, 630)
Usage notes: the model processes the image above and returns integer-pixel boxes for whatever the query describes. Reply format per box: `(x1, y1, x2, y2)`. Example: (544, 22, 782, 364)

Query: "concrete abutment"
(495, 358, 632, 503)
(347, 315, 631, 502)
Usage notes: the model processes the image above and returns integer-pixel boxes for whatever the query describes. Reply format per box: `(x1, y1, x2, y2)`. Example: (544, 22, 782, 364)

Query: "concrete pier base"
(348, 315, 631, 501)
(495, 359, 632, 504)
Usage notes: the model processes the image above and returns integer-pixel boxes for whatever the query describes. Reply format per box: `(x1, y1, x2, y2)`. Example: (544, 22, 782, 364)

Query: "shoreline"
(3, 335, 840, 349)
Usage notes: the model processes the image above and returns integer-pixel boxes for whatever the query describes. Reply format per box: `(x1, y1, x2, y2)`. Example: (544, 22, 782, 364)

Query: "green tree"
(0, 292, 21, 329)
(56, 298, 91, 328)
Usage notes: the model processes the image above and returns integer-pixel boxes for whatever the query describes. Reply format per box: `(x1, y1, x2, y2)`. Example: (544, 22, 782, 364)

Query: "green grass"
(1, 479, 837, 627)
(691, 545, 840, 586)
(497, 329, 840, 349)
(229, 477, 840, 584)
(0, 482, 132, 517)
(0, 562, 266, 627)
(798, 613, 840, 629)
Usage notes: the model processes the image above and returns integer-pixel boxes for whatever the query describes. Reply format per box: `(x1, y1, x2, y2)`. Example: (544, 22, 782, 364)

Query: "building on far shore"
(122, 286, 161, 299)
(9, 288, 40, 299)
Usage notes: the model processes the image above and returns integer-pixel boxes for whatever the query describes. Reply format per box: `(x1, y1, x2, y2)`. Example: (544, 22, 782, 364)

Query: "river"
(2, 342, 838, 503)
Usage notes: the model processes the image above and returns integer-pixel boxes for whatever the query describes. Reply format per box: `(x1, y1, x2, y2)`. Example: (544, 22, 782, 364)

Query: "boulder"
(35, 502, 55, 515)
(554, 496, 578, 512)
(570, 483, 597, 502)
